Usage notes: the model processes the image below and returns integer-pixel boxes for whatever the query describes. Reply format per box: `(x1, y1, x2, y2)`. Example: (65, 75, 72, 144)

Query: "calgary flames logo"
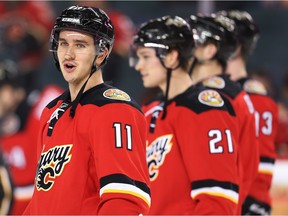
(36, 144, 72, 191)
(146, 135, 173, 181)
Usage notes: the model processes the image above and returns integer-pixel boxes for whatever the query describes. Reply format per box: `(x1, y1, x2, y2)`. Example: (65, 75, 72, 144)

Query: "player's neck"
(160, 68, 192, 100)
(69, 71, 104, 101)
(226, 57, 247, 81)
(191, 60, 222, 85)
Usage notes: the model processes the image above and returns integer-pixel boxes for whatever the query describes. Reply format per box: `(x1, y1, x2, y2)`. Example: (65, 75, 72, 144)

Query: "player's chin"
(143, 81, 157, 89)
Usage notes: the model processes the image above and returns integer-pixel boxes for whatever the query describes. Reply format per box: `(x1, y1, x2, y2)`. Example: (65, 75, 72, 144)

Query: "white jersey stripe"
(144, 104, 164, 117)
(100, 183, 151, 206)
(14, 184, 34, 200)
(191, 186, 239, 204)
(259, 162, 274, 175)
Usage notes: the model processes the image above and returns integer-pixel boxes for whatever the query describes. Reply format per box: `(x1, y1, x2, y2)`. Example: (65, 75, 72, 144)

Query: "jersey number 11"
(113, 122, 132, 150)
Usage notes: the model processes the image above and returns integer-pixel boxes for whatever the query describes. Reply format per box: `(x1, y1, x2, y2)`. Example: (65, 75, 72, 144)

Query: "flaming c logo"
(36, 145, 72, 191)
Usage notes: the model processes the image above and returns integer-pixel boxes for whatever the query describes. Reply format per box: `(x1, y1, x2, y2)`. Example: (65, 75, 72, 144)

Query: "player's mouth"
(63, 62, 77, 72)
(140, 73, 148, 79)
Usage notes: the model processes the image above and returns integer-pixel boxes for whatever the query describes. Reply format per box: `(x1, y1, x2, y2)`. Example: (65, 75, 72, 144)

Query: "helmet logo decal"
(198, 90, 224, 107)
(103, 89, 131, 101)
(99, 39, 106, 48)
(61, 17, 80, 24)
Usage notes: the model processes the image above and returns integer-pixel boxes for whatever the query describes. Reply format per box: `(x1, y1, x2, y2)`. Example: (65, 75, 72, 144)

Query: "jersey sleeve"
(174, 105, 239, 214)
(234, 93, 259, 203)
(88, 103, 150, 214)
(247, 94, 279, 206)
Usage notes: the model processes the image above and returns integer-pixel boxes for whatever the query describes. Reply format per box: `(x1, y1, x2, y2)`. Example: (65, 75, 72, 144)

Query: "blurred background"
(0, 1, 287, 214)
(43, 1, 288, 104)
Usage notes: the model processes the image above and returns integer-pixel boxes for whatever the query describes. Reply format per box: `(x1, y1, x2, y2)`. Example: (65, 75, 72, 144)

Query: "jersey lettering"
(146, 135, 173, 181)
(36, 144, 72, 191)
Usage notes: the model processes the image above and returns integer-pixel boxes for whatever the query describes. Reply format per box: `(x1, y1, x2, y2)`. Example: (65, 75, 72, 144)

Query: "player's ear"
(164, 50, 179, 68)
(96, 48, 109, 66)
(204, 43, 217, 59)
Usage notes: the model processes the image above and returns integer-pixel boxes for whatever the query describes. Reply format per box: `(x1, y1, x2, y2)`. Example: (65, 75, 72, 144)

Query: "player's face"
(57, 30, 96, 87)
(194, 45, 208, 62)
(134, 47, 167, 88)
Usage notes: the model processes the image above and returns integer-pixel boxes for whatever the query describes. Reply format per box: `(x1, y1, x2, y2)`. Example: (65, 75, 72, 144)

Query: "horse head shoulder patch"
(198, 89, 224, 107)
(202, 76, 225, 89)
(103, 89, 131, 101)
(243, 79, 267, 95)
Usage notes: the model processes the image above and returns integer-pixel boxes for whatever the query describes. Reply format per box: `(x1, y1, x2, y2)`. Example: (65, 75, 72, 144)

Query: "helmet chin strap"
(188, 58, 198, 76)
(159, 59, 180, 120)
(69, 55, 98, 118)
(149, 57, 180, 133)
(161, 68, 172, 120)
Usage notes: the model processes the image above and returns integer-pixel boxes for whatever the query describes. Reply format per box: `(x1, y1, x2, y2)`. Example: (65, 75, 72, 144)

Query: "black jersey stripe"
(191, 179, 239, 204)
(192, 179, 239, 193)
(100, 173, 150, 195)
(260, 156, 275, 164)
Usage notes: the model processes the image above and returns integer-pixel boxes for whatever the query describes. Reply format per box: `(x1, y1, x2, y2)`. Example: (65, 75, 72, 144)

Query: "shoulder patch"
(243, 80, 267, 95)
(198, 90, 224, 107)
(202, 76, 225, 89)
(103, 89, 131, 101)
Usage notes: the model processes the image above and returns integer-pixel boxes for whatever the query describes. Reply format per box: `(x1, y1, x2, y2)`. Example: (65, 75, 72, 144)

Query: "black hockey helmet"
(0, 59, 22, 88)
(50, 5, 114, 69)
(187, 13, 238, 64)
(217, 10, 259, 58)
(130, 15, 194, 70)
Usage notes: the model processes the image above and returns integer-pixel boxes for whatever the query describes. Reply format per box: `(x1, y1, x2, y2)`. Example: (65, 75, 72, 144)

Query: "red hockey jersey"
(24, 83, 150, 215)
(0, 85, 63, 215)
(202, 75, 259, 213)
(143, 85, 239, 215)
(239, 78, 278, 207)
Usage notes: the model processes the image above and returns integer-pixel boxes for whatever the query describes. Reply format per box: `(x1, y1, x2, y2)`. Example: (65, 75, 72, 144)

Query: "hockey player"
(219, 10, 279, 215)
(0, 59, 63, 215)
(23, 5, 150, 215)
(130, 15, 239, 214)
(187, 13, 259, 214)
